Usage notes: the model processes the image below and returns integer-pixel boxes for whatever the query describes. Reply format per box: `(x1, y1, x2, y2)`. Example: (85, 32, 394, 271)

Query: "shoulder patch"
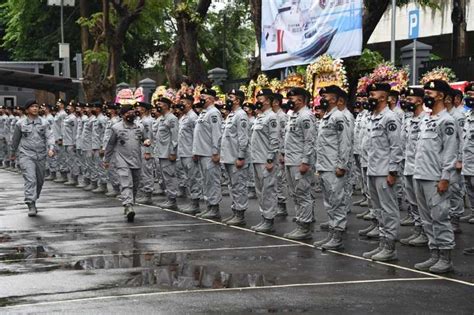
(211, 115, 218, 124)
(241, 120, 247, 129)
(459, 120, 465, 127)
(387, 122, 398, 132)
(270, 119, 278, 128)
(336, 121, 344, 131)
(445, 126, 454, 136)
(303, 120, 311, 129)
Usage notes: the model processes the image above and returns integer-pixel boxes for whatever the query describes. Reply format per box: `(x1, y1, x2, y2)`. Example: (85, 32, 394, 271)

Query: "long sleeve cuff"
(441, 171, 452, 181)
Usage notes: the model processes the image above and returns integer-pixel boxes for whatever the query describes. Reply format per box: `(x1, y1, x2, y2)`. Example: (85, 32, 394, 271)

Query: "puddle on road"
(74, 251, 279, 289)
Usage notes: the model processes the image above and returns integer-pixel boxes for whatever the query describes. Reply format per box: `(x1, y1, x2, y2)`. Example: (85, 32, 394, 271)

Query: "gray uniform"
(354, 110, 369, 199)
(284, 106, 316, 223)
(91, 113, 108, 184)
(76, 114, 87, 177)
(11, 116, 55, 204)
(81, 115, 93, 180)
(447, 107, 466, 218)
(414, 109, 458, 250)
(251, 108, 279, 219)
(192, 105, 222, 206)
(221, 107, 250, 211)
(247, 115, 256, 190)
(53, 109, 67, 173)
(154, 112, 179, 199)
(275, 109, 288, 204)
(178, 110, 201, 200)
(45, 113, 57, 173)
(341, 108, 355, 214)
(0, 113, 8, 165)
(62, 113, 79, 177)
(367, 106, 403, 242)
(461, 110, 474, 210)
(137, 115, 156, 194)
(103, 116, 121, 190)
(403, 111, 427, 228)
(316, 107, 352, 231)
(104, 120, 147, 206)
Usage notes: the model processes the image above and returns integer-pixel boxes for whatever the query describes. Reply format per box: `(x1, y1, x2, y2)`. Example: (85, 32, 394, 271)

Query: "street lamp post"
(390, 0, 396, 64)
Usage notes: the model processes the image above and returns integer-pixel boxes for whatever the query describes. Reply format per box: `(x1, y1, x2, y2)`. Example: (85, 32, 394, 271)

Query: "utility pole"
(390, 0, 396, 63)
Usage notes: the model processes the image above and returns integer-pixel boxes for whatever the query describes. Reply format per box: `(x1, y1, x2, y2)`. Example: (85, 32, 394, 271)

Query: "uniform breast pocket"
(37, 126, 46, 136)
(118, 131, 129, 145)
(21, 125, 33, 137)
(134, 129, 142, 140)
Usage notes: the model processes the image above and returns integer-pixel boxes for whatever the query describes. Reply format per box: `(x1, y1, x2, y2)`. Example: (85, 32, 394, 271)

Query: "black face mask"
(38, 109, 45, 116)
(362, 101, 369, 110)
(255, 101, 264, 110)
(319, 98, 330, 111)
(354, 101, 362, 108)
(405, 101, 417, 112)
(105, 112, 112, 118)
(314, 112, 322, 119)
(423, 96, 436, 109)
(199, 99, 206, 106)
(464, 97, 474, 108)
(150, 112, 157, 118)
(176, 103, 185, 112)
(399, 100, 407, 111)
(286, 100, 295, 110)
(65, 108, 71, 114)
(156, 106, 163, 113)
(125, 113, 135, 123)
(225, 99, 234, 110)
(367, 98, 379, 112)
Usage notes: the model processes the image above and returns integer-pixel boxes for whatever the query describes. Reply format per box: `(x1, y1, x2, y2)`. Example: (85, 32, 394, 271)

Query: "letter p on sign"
(409, 9, 419, 39)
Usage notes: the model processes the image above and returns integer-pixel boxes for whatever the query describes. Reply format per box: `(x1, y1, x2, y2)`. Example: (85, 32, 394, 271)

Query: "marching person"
(52, 99, 68, 183)
(0, 104, 8, 168)
(177, 93, 202, 214)
(11, 99, 55, 216)
(104, 104, 151, 222)
(102, 102, 122, 197)
(413, 79, 458, 273)
(62, 101, 79, 186)
(362, 83, 403, 262)
(220, 89, 250, 226)
(283, 87, 316, 240)
(462, 83, 474, 255)
(90, 101, 108, 193)
(153, 97, 179, 210)
(192, 88, 223, 219)
(314, 85, 352, 249)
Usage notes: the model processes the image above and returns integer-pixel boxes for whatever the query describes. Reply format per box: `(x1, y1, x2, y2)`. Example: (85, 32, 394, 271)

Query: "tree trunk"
(79, 0, 90, 54)
(163, 40, 184, 88)
(248, 0, 261, 79)
(452, 0, 467, 57)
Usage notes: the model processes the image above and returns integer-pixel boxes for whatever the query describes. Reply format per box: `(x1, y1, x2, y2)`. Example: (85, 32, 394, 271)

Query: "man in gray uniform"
(0, 105, 8, 167)
(80, 104, 95, 190)
(249, 89, 279, 232)
(135, 101, 155, 204)
(62, 101, 79, 186)
(75, 103, 88, 188)
(399, 87, 429, 247)
(102, 102, 122, 197)
(283, 87, 316, 240)
(11, 99, 55, 216)
(52, 99, 68, 183)
(362, 83, 403, 262)
(153, 97, 179, 210)
(220, 89, 250, 226)
(192, 88, 223, 219)
(461, 83, 474, 255)
(104, 104, 151, 222)
(178, 94, 202, 214)
(353, 93, 370, 209)
(272, 93, 289, 216)
(313, 85, 352, 249)
(445, 88, 466, 233)
(42, 104, 57, 180)
(90, 101, 108, 193)
(413, 79, 458, 274)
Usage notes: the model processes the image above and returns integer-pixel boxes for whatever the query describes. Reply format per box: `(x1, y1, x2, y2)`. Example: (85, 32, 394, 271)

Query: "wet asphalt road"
(0, 169, 473, 314)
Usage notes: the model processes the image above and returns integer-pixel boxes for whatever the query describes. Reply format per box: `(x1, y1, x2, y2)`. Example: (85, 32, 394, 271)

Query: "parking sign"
(409, 9, 419, 39)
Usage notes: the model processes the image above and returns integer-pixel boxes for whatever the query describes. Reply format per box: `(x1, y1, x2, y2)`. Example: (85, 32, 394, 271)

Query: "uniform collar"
(27, 116, 41, 125)
(323, 107, 338, 119)
(372, 106, 389, 119)
(430, 108, 447, 120)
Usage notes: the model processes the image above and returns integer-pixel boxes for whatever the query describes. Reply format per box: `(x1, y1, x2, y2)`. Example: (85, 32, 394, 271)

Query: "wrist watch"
(237, 157, 245, 161)
(267, 159, 274, 164)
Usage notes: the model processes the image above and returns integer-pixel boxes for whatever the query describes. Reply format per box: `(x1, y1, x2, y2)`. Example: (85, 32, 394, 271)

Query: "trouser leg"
(253, 163, 277, 219)
(449, 174, 465, 218)
(159, 158, 178, 199)
(117, 167, 137, 206)
(139, 155, 155, 193)
(19, 156, 38, 204)
(286, 166, 314, 223)
(181, 157, 202, 200)
(320, 171, 346, 231)
(198, 157, 221, 206)
(276, 159, 287, 203)
(224, 163, 248, 211)
(405, 175, 421, 226)
(370, 176, 399, 241)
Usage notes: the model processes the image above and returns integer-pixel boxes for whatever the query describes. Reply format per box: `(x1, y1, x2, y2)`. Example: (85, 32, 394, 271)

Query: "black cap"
(227, 89, 245, 100)
(399, 88, 408, 97)
(24, 99, 38, 110)
(120, 104, 134, 115)
(180, 93, 194, 102)
(273, 93, 283, 102)
(389, 90, 400, 97)
(201, 88, 217, 97)
(319, 85, 344, 98)
(451, 88, 463, 99)
(256, 88, 274, 97)
(157, 97, 172, 106)
(90, 100, 102, 108)
(367, 83, 392, 93)
(136, 101, 152, 110)
(406, 87, 425, 98)
(423, 80, 451, 94)
(56, 99, 66, 105)
(243, 102, 256, 111)
(466, 82, 474, 93)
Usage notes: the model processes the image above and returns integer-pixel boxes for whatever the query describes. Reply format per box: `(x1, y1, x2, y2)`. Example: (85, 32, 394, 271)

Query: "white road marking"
(2, 277, 440, 309)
